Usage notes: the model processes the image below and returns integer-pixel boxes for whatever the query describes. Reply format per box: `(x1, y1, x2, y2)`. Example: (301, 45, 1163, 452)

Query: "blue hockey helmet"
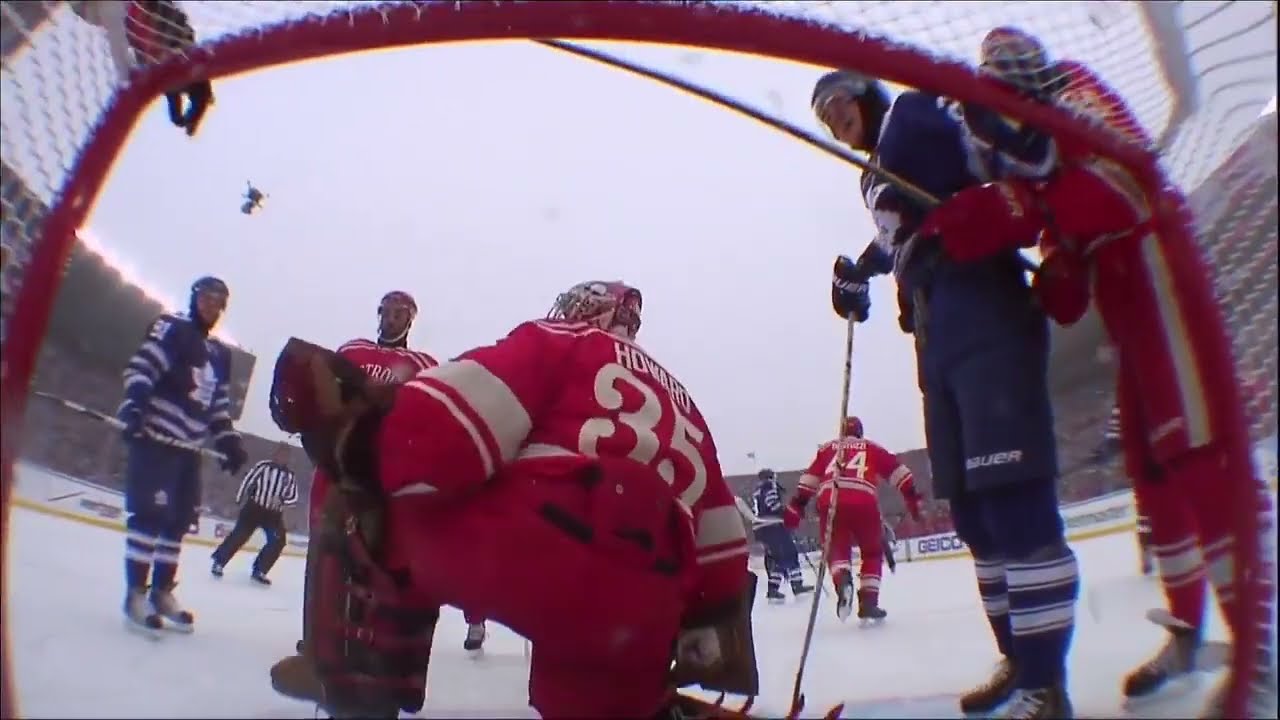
(189, 275, 229, 329)
(757, 468, 776, 481)
(811, 70, 891, 151)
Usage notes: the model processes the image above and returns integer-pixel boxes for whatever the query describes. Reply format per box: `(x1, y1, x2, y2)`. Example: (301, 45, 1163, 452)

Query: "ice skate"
(123, 586, 163, 638)
(791, 579, 814, 596)
(463, 622, 486, 654)
(766, 586, 787, 604)
(251, 569, 272, 586)
(150, 584, 194, 633)
(997, 685, 1072, 719)
(856, 589, 887, 626)
(210, 561, 224, 578)
(835, 574, 855, 621)
(1123, 622, 1200, 705)
(959, 657, 1017, 715)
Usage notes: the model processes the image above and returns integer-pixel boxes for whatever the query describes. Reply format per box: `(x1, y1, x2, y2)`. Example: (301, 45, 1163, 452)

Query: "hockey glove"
(1032, 244, 1090, 326)
(919, 181, 1043, 263)
(216, 435, 248, 475)
(782, 502, 804, 530)
(902, 490, 922, 522)
(831, 256, 872, 322)
(117, 403, 145, 443)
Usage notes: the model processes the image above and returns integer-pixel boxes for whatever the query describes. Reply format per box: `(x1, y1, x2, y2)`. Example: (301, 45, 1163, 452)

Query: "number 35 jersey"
(380, 318, 750, 618)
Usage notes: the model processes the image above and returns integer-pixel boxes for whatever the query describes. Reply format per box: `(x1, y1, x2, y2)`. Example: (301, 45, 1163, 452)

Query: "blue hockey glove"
(117, 403, 145, 443)
(831, 255, 872, 322)
(216, 435, 248, 475)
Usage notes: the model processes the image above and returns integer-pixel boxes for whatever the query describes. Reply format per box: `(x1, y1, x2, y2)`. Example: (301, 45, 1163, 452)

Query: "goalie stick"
(31, 390, 227, 462)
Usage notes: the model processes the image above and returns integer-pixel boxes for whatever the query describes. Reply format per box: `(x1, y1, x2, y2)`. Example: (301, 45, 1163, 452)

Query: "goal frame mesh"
(0, 1, 1271, 717)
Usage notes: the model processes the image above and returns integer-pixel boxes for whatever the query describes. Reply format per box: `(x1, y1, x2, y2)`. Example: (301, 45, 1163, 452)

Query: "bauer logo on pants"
(965, 450, 1023, 471)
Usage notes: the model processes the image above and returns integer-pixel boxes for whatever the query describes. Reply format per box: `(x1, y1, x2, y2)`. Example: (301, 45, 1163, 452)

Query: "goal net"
(1, 0, 1275, 716)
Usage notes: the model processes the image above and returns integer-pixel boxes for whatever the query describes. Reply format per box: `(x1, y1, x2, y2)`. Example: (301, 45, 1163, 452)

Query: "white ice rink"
(6, 485, 1239, 718)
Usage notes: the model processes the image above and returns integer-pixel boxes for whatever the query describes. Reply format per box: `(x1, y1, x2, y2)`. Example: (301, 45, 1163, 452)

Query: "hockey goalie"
(268, 280, 760, 719)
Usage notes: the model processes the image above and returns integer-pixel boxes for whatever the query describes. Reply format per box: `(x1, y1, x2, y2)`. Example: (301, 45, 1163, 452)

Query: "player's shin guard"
(1006, 542, 1079, 690)
(1135, 480, 1207, 630)
(151, 527, 183, 589)
(124, 513, 157, 589)
(975, 556, 1014, 658)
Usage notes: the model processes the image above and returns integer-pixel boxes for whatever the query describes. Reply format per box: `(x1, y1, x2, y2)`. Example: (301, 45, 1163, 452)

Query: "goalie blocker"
(268, 287, 759, 719)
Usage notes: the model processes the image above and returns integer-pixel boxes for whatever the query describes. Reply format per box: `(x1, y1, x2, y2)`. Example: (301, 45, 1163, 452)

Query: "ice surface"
(6, 469, 1235, 718)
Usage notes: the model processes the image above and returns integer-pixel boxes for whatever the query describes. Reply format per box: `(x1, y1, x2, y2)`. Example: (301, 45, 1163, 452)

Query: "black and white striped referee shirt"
(236, 460, 299, 511)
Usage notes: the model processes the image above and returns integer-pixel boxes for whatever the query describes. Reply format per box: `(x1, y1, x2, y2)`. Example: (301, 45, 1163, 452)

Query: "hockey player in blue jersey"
(751, 469, 814, 602)
(813, 70, 1078, 719)
(118, 275, 248, 635)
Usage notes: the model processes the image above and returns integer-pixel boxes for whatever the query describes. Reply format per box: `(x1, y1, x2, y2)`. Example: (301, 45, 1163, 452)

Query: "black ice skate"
(960, 657, 1017, 715)
(856, 589, 887, 626)
(766, 586, 788, 604)
(463, 622, 486, 654)
(123, 586, 163, 638)
(210, 561, 225, 578)
(835, 575, 855, 621)
(791, 579, 814, 596)
(1123, 622, 1200, 703)
(150, 584, 195, 633)
(251, 569, 272, 586)
(998, 685, 1073, 719)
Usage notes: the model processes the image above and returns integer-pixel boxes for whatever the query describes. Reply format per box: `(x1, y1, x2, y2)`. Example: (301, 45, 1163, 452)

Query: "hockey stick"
(536, 39, 1040, 275)
(31, 390, 227, 462)
(534, 39, 941, 209)
(787, 315, 856, 720)
(800, 551, 832, 598)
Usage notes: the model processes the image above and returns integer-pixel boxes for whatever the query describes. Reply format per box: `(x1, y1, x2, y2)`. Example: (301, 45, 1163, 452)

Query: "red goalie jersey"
(378, 319, 750, 620)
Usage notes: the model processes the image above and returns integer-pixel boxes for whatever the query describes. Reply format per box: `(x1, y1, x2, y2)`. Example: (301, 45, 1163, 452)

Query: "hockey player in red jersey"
(918, 28, 1272, 718)
(268, 280, 757, 719)
(271, 289, 437, 703)
(782, 416, 922, 622)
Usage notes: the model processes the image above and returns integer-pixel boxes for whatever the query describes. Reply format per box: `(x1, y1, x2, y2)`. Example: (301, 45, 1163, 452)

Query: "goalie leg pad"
(305, 488, 438, 717)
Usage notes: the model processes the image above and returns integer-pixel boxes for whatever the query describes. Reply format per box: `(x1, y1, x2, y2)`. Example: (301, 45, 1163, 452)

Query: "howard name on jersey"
(385, 319, 749, 618)
(122, 313, 237, 445)
(337, 338, 438, 383)
(797, 438, 916, 509)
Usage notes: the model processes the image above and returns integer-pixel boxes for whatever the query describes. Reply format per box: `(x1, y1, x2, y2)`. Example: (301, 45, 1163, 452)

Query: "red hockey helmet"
(978, 26, 1054, 97)
(843, 416, 864, 439)
(549, 280, 643, 339)
(377, 290, 418, 345)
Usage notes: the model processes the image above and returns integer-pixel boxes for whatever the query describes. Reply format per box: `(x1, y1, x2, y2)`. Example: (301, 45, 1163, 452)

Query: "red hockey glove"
(919, 181, 1043, 263)
(1033, 245, 1090, 326)
(782, 502, 804, 530)
(903, 491, 922, 522)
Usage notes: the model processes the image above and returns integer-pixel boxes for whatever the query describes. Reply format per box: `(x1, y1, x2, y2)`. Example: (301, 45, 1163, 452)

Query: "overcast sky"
(8, 1, 1272, 477)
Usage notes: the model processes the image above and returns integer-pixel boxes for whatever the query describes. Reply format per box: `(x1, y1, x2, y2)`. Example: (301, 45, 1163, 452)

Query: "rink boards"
(12, 435, 1278, 565)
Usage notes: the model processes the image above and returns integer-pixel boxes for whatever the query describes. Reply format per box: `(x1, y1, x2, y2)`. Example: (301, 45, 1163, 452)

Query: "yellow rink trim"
(9, 497, 309, 559)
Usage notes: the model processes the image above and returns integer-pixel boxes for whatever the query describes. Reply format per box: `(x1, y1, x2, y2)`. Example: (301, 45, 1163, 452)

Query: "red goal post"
(0, 1, 1274, 717)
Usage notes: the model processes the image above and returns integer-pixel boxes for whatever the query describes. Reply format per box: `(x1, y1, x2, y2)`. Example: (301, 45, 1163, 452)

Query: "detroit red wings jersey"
(389, 319, 749, 616)
(337, 338, 438, 384)
(796, 438, 916, 511)
(1054, 60, 1152, 151)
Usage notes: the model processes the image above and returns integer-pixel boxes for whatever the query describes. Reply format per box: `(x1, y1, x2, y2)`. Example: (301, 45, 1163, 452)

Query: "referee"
(210, 442, 299, 585)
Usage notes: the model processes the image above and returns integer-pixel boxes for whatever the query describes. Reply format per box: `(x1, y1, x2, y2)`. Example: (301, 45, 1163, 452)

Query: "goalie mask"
(377, 290, 417, 347)
(844, 416, 864, 439)
(978, 26, 1056, 99)
(548, 281, 643, 340)
(811, 70, 891, 152)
